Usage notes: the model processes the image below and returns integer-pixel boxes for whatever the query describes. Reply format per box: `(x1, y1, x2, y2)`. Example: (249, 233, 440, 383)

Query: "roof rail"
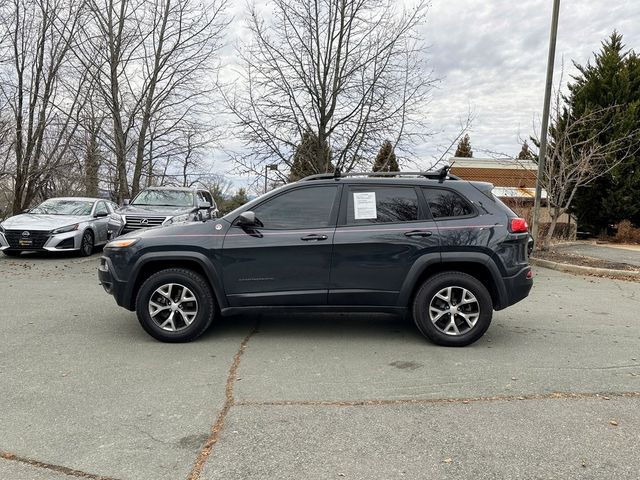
(300, 166, 459, 183)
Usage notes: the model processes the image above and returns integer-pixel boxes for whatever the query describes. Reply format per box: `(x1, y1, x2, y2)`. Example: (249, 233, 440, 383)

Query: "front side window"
(346, 186, 419, 224)
(95, 201, 108, 215)
(422, 188, 474, 218)
(251, 186, 338, 229)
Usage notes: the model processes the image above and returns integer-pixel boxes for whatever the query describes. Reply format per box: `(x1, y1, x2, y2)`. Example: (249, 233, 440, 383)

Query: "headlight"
(105, 238, 139, 248)
(52, 224, 79, 234)
(109, 213, 124, 223)
(162, 213, 191, 226)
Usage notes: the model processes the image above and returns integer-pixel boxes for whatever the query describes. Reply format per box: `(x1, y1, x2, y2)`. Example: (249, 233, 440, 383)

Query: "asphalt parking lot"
(1, 253, 639, 479)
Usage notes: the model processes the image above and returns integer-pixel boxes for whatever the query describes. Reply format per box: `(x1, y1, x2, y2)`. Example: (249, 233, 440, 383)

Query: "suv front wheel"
(413, 271, 493, 347)
(135, 268, 215, 342)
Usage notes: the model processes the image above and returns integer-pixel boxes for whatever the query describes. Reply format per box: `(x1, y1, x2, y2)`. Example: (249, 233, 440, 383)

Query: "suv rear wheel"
(135, 268, 215, 342)
(412, 271, 493, 347)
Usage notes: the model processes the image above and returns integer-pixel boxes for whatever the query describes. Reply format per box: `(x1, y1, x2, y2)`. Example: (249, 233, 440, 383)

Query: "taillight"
(510, 218, 528, 233)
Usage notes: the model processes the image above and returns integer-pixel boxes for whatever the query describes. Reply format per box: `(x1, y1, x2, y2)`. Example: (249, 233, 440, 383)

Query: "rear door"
(222, 184, 340, 307)
(329, 184, 440, 306)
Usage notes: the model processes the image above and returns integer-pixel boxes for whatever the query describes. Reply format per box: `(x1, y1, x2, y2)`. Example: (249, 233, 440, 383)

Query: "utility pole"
(264, 164, 278, 193)
(532, 0, 561, 247)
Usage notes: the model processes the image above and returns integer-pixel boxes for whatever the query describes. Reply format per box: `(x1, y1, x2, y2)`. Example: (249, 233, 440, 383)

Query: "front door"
(222, 184, 340, 307)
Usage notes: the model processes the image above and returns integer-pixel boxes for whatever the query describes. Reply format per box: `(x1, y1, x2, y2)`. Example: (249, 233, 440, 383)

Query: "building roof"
(449, 157, 538, 189)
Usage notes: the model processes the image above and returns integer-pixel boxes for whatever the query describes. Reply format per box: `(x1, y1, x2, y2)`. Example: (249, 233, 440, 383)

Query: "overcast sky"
(218, 0, 640, 187)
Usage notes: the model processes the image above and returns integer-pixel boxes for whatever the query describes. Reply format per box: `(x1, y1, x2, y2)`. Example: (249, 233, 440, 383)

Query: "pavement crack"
(234, 391, 640, 408)
(0, 451, 118, 479)
(186, 320, 260, 480)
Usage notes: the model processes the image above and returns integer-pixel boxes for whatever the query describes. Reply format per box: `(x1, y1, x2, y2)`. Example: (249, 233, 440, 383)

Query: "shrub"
(612, 220, 640, 244)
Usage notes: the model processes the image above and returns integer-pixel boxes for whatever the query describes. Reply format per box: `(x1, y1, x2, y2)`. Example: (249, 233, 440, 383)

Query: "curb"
(530, 257, 640, 280)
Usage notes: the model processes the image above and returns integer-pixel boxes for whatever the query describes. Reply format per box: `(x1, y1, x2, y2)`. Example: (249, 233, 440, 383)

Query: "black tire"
(135, 268, 215, 342)
(2, 250, 21, 257)
(79, 230, 94, 257)
(412, 271, 493, 347)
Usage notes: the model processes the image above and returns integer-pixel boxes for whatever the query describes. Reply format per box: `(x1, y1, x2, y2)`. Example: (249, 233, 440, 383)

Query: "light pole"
(264, 164, 278, 193)
(532, 0, 561, 247)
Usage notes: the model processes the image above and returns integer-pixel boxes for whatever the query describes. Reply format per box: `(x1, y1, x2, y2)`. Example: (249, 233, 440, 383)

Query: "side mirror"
(123, 199, 130, 206)
(197, 200, 211, 210)
(94, 211, 108, 218)
(236, 211, 256, 227)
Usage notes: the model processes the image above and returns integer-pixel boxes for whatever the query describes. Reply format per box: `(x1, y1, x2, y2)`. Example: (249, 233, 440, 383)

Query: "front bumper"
(98, 256, 134, 310)
(0, 229, 82, 252)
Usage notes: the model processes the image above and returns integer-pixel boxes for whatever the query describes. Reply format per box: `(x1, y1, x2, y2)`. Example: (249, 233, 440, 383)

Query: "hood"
(1, 213, 92, 231)
(117, 204, 196, 216)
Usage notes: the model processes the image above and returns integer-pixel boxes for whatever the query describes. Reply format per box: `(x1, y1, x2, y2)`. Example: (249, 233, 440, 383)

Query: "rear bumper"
(499, 266, 533, 309)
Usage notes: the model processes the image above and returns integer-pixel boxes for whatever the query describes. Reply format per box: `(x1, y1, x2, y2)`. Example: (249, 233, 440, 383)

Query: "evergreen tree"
(516, 141, 534, 160)
(289, 130, 333, 181)
(454, 134, 473, 157)
(569, 32, 640, 232)
(224, 188, 250, 213)
(372, 140, 399, 172)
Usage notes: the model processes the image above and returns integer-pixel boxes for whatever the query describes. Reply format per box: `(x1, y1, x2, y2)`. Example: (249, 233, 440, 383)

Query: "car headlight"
(162, 213, 191, 226)
(52, 224, 79, 234)
(105, 238, 139, 249)
(109, 213, 124, 223)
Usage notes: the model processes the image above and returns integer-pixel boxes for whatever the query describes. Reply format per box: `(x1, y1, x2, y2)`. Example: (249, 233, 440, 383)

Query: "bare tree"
(533, 96, 640, 248)
(80, 0, 228, 202)
(0, 0, 89, 213)
(226, 0, 433, 177)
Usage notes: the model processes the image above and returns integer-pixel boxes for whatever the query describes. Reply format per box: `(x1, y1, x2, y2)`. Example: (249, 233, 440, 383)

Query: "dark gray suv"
(98, 170, 533, 346)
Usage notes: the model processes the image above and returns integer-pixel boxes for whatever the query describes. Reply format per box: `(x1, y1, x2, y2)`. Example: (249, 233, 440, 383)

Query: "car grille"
(123, 215, 168, 231)
(4, 230, 50, 249)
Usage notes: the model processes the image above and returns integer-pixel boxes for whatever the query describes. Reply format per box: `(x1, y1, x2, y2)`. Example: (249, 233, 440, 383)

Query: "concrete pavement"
(1, 252, 639, 479)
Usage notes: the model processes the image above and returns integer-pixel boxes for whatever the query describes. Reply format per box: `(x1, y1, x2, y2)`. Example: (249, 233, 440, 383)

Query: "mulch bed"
(534, 250, 639, 272)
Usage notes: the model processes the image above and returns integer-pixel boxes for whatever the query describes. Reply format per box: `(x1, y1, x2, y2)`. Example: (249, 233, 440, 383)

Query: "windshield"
(30, 199, 94, 216)
(132, 190, 194, 207)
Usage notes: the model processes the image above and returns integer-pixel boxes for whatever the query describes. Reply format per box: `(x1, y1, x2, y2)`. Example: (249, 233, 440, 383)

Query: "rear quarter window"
(422, 188, 475, 219)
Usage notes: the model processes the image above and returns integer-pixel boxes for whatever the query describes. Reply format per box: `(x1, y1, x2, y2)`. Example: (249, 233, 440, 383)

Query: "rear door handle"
(301, 234, 328, 241)
(404, 230, 433, 238)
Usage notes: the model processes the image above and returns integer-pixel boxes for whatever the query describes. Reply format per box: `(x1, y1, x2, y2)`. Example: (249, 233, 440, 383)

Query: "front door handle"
(404, 230, 433, 238)
(301, 234, 328, 241)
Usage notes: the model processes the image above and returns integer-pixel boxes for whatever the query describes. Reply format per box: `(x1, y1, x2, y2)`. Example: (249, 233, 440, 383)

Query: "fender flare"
(398, 251, 507, 309)
(127, 251, 227, 310)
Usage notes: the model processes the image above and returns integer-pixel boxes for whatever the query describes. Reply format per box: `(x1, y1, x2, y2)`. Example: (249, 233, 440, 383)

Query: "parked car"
(0, 197, 118, 256)
(107, 186, 217, 238)
(98, 169, 533, 346)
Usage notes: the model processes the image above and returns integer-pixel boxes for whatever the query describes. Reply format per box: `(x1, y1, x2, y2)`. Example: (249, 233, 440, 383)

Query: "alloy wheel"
(148, 283, 199, 332)
(428, 286, 480, 336)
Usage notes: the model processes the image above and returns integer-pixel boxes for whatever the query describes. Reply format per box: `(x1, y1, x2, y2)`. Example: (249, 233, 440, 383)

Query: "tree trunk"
(84, 130, 100, 197)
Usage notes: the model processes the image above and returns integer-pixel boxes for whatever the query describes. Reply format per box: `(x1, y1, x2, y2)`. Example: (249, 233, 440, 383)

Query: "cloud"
(213, 0, 640, 183)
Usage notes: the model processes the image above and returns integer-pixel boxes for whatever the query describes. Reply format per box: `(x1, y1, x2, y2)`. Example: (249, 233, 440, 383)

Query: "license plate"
(19, 239, 33, 247)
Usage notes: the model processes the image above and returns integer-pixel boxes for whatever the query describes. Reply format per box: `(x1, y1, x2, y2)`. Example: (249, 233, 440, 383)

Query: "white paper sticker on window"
(353, 192, 377, 220)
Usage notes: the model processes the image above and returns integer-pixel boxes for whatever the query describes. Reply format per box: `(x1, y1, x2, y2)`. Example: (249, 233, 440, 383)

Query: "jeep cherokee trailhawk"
(98, 169, 533, 346)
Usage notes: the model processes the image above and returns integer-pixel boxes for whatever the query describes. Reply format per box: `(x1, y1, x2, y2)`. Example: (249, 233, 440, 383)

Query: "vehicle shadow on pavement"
(208, 312, 469, 345)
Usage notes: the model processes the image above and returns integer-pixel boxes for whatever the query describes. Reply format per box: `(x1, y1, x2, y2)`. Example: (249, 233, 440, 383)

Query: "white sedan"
(0, 197, 119, 257)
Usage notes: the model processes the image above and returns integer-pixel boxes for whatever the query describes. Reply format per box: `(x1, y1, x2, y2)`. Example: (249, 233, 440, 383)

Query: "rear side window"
(422, 188, 474, 218)
(347, 186, 419, 224)
(253, 186, 338, 229)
